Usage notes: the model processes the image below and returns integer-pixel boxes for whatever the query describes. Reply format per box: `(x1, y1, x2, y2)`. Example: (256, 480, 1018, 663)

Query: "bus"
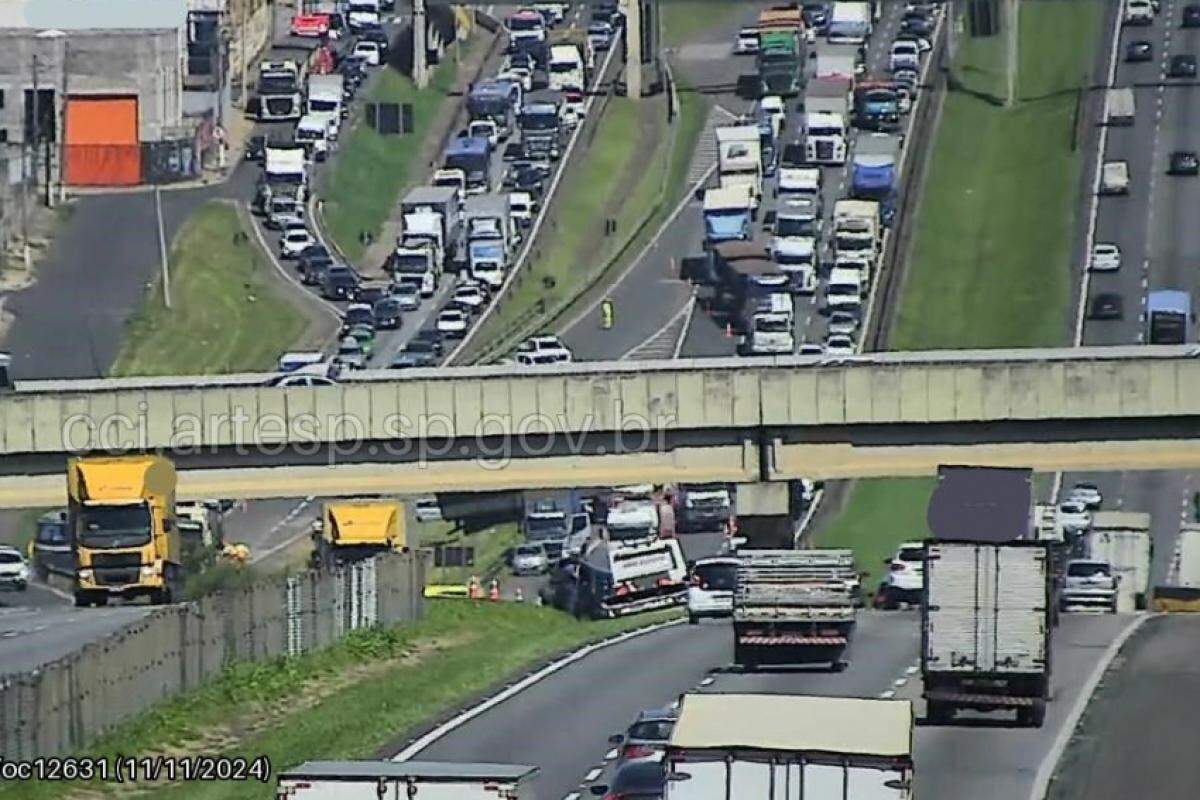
(1146, 289, 1192, 344)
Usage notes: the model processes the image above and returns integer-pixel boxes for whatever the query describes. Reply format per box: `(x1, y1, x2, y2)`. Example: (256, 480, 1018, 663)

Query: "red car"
(291, 13, 331, 38)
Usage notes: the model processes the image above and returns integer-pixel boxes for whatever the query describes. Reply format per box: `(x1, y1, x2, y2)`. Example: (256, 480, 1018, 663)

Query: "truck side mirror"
(608, 733, 623, 744)
(163, 519, 173, 532)
(589, 787, 608, 797)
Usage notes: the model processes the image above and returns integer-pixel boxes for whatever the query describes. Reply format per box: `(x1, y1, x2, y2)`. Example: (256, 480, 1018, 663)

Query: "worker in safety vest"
(600, 297, 615, 329)
(468, 575, 483, 600)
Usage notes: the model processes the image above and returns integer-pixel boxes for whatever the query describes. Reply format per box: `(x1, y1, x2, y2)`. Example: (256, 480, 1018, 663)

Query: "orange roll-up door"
(65, 96, 141, 186)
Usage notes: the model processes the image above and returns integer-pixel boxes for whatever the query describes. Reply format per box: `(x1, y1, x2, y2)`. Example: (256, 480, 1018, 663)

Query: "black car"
(1185, 4, 1200, 26)
(341, 304, 376, 331)
(353, 283, 390, 305)
(901, 14, 932, 36)
(589, 760, 665, 800)
(1089, 292, 1124, 320)
(1170, 53, 1198, 77)
(1169, 150, 1200, 174)
(244, 135, 267, 162)
(512, 166, 545, 196)
(802, 2, 829, 30)
(413, 328, 444, 356)
(373, 297, 403, 330)
(503, 141, 525, 162)
(1125, 40, 1153, 62)
(360, 25, 391, 55)
(781, 143, 805, 168)
(322, 265, 359, 300)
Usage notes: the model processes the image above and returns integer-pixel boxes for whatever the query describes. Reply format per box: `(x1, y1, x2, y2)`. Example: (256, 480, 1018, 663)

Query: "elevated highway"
(4, 346, 1200, 504)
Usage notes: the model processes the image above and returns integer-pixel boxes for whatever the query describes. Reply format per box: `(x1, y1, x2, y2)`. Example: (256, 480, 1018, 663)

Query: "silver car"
(0, 547, 30, 591)
(511, 543, 549, 575)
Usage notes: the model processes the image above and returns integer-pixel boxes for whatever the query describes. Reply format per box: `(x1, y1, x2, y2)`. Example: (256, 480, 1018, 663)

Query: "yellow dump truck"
(67, 455, 180, 607)
(311, 500, 407, 569)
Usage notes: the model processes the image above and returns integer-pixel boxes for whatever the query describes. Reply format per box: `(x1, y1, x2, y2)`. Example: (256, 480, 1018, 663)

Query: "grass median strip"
(467, 87, 708, 362)
(817, 1, 1103, 568)
(322, 51, 463, 264)
(13, 602, 678, 800)
(416, 521, 523, 585)
(109, 202, 306, 377)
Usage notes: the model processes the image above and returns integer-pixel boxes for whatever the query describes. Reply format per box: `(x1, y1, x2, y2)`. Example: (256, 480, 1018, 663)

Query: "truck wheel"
(93, 594, 109, 607)
(925, 701, 953, 725)
(1017, 701, 1046, 728)
(688, 614, 698, 625)
(73, 592, 91, 608)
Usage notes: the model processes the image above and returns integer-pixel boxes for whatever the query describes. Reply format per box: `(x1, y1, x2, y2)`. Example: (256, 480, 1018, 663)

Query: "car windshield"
(693, 562, 736, 589)
(627, 720, 675, 741)
(898, 547, 924, 563)
(0, 552, 23, 565)
(516, 545, 544, 556)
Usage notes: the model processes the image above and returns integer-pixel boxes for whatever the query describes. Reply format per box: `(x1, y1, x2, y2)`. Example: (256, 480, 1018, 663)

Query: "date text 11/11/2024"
(1, 755, 272, 783)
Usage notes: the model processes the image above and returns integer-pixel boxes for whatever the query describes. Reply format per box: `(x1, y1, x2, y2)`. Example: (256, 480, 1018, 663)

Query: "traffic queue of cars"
(688, 1, 938, 358)
(258, 2, 611, 378)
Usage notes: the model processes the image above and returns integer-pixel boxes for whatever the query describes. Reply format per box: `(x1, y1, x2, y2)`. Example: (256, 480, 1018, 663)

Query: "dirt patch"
(64, 631, 482, 800)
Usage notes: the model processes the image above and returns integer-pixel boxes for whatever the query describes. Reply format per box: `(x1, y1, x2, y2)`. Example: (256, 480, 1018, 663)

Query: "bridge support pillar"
(734, 482, 794, 549)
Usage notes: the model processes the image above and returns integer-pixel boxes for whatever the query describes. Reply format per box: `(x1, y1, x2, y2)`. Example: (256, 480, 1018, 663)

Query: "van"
(826, 267, 864, 310)
(1105, 87, 1135, 126)
(295, 115, 329, 160)
(1100, 160, 1130, 195)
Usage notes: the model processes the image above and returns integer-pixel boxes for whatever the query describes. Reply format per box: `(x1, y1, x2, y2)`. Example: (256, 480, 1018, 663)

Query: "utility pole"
(624, 0, 642, 99)
(239, 0, 248, 110)
(1005, 0, 1019, 106)
(413, 0, 428, 88)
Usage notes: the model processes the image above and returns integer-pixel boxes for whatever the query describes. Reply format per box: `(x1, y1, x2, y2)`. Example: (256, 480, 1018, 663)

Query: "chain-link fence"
(0, 551, 426, 760)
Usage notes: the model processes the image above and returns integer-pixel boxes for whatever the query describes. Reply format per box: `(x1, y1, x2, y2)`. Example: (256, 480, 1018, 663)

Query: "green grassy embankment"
(416, 521, 524, 585)
(109, 202, 307, 377)
(11, 603, 678, 800)
(322, 48, 464, 263)
(661, 0, 742, 49)
(818, 1, 1103, 569)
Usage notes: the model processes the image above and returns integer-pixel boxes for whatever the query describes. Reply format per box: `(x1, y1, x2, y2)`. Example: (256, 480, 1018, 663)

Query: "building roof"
(0, 0, 187, 32)
(670, 694, 914, 758)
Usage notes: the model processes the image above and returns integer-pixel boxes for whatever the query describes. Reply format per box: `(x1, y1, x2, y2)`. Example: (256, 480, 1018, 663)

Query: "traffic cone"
(725, 322, 734, 338)
(489, 580, 500, 601)
(514, 586, 524, 603)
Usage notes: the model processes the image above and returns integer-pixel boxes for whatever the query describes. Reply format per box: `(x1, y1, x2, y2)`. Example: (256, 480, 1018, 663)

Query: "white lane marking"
(392, 619, 684, 760)
(879, 690, 896, 699)
(699, 675, 715, 686)
(893, 677, 906, 687)
(672, 296, 699, 359)
(604, 749, 618, 761)
(1029, 614, 1150, 800)
(905, 664, 918, 675)
(584, 768, 603, 783)
(563, 793, 580, 800)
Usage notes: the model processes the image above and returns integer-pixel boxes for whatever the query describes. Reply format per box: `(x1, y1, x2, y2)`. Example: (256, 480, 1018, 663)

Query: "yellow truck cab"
(312, 500, 407, 569)
(68, 456, 180, 607)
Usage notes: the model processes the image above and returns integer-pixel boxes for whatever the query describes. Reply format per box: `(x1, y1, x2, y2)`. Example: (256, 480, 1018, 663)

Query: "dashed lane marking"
(604, 749, 618, 761)
(584, 768, 603, 783)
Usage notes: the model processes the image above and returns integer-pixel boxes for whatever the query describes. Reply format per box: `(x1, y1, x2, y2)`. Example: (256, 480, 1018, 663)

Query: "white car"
(352, 39, 382, 66)
(468, 119, 500, 147)
(1069, 482, 1103, 509)
(889, 40, 921, 72)
(686, 557, 738, 623)
(875, 542, 924, 609)
(0, 547, 30, 591)
(518, 334, 572, 362)
(827, 311, 859, 337)
(511, 543, 550, 575)
(452, 284, 488, 311)
(1123, 0, 1155, 25)
(497, 67, 533, 92)
(414, 497, 443, 522)
(1100, 160, 1130, 194)
(758, 96, 786, 139)
(437, 308, 470, 338)
(1090, 243, 1121, 272)
(735, 26, 759, 54)
(280, 226, 316, 259)
(1057, 499, 1093, 531)
(271, 373, 337, 387)
(824, 333, 855, 355)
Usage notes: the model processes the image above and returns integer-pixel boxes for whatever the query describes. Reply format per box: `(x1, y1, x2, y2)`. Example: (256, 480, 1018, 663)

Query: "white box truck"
(922, 540, 1052, 727)
(277, 761, 538, 799)
(1086, 510, 1152, 609)
(662, 693, 915, 800)
(715, 125, 763, 211)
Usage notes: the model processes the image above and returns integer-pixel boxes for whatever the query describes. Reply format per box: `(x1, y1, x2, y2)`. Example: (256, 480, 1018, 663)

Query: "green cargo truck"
(757, 29, 802, 97)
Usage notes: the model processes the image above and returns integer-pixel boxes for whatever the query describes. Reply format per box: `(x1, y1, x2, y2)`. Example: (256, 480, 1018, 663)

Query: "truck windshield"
(527, 516, 566, 537)
(77, 505, 153, 549)
(836, 233, 872, 251)
(36, 519, 70, 545)
(549, 61, 575, 73)
(776, 216, 815, 237)
(756, 316, 791, 333)
(609, 522, 655, 541)
(260, 76, 297, 95)
(309, 98, 338, 113)
(521, 109, 559, 130)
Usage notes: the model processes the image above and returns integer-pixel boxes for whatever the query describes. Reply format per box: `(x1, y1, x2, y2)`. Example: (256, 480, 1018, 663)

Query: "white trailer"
(715, 125, 763, 209)
(276, 761, 539, 800)
(1086, 511, 1152, 609)
(662, 693, 915, 800)
(922, 540, 1052, 727)
(827, 1, 872, 44)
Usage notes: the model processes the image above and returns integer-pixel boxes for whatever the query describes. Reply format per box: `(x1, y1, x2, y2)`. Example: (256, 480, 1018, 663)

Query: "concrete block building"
(0, 0, 221, 189)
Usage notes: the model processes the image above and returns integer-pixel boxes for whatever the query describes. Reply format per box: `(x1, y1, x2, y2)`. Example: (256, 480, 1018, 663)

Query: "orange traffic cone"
(725, 322, 734, 338)
(489, 580, 500, 601)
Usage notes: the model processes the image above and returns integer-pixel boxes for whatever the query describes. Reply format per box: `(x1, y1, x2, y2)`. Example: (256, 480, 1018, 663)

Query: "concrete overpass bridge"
(2, 346, 1200, 507)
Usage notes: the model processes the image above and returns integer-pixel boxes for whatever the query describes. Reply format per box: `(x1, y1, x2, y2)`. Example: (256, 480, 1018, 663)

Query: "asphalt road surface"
(1047, 615, 1200, 800)
(404, 609, 1135, 800)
